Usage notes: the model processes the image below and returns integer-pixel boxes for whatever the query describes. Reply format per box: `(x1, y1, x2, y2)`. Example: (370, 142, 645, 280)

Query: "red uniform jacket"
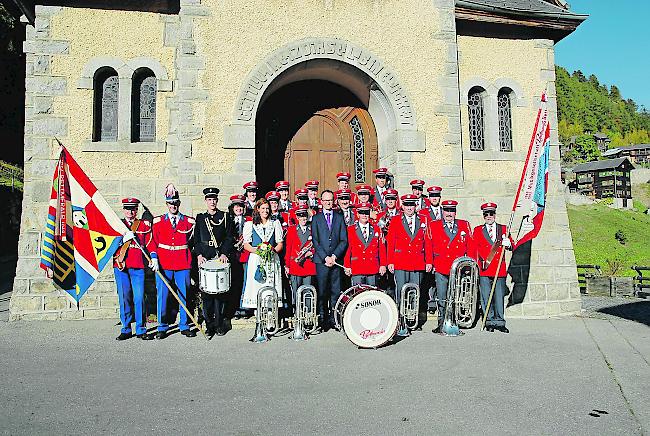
(344, 222, 386, 275)
(386, 214, 432, 271)
(430, 219, 474, 276)
(418, 205, 443, 222)
(284, 224, 316, 276)
(473, 223, 513, 277)
(414, 196, 430, 211)
(288, 207, 315, 226)
(151, 213, 195, 271)
(113, 218, 154, 269)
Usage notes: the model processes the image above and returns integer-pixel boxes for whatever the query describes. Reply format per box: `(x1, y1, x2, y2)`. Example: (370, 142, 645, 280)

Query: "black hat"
(203, 187, 220, 199)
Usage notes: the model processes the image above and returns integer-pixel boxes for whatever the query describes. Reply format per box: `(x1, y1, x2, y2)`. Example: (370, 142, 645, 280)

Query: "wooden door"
(284, 107, 378, 193)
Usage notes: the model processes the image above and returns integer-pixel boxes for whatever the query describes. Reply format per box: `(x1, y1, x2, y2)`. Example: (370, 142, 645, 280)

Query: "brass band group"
(113, 168, 512, 346)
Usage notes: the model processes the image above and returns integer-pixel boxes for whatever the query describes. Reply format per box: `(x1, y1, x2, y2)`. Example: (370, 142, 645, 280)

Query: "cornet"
(234, 234, 244, 251)
(290, 285, 318, 341)
(295, 241, 314, 265)
(397, 283, 419, 337)
(251, 286, 279, 343)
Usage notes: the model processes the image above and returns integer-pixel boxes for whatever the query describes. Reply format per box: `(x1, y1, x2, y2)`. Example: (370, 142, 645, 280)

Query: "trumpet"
(376, 215, 391, 235)
(295, 241, 314, 265)
(251, 285, 279, 343)
(234, 235, 244, 251)
(397, 283, 420, 337)
(290, 284, 318, 341)
(441, 256, 479, 337)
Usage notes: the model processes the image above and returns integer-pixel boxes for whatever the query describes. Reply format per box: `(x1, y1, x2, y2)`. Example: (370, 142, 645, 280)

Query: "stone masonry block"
(26, 77, 67, 96)
(33, 96, 53, 114)
(34, 55, 50, 74)
(23, 40, 69, 55)
(44, 296, 69, 311)
(12, 279, 30, 295)
(32, 118, 67, 136)
(14, 312, 59, 321)
(18, 231, 40, 257)
(15, 258, 41, 279)
(100, 295, 119, 308)
(559, 299, 581, 314)
(547, 282, 571, 301)
(79, 296, 100, 309)
(176, 57, 206, 71)
(10, 296, 43, 312)
(82, 308, 119, 320)
(29, 278, 61, 294)
(59, 310, 85, 320)
(520, 302, 546, 317)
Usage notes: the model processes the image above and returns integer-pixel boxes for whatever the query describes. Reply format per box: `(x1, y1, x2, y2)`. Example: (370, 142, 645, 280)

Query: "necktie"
(407, 217, 413, 234)
(488, 224, 494, 241)
(362, 225, 368, 241)
(326, 212, 332, 229)
(171, 215, 177, 229)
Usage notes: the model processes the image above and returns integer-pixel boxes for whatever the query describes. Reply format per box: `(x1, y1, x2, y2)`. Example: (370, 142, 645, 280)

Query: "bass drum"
(337, 286, 399, 348)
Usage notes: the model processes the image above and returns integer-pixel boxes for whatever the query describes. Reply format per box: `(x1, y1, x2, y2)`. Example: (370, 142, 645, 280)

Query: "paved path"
(0, 314, 648, 435)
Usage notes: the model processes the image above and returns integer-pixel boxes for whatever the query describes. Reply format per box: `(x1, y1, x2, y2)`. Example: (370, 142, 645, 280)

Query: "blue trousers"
(434, 272, 450, 323)
(114, 267, 146, 335)
(156, 268, 190, 332)
(479, 276, 506, 327)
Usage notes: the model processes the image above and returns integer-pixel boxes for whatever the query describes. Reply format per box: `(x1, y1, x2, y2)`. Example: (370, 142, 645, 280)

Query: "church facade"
(10, 0, 586, 320)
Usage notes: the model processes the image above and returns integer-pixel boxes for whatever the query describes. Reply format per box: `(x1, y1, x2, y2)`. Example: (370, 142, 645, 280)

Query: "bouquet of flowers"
(254, 242, 274, 282)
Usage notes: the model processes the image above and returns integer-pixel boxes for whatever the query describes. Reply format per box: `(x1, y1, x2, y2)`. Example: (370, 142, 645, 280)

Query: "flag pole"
(481, 91, 547, 331)
(131, 239, 208, 340)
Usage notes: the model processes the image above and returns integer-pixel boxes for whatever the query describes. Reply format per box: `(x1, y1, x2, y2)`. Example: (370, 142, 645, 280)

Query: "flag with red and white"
(512, 93, 551, 249)
(40, 146, 129, 302)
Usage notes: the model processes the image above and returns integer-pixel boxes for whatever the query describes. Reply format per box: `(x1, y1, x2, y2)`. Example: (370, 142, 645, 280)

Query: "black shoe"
(116, 332, 132, 341)
(206, 328, 215, 338)
(155, 331, 167, 340)
(181, 329, 197, 337)
(485, 326, 495, 332)
(137, 333, 153, 340)
(432, 326, 441, 334)
(496, 326, 509, 334)
(223, 318, 232, 332)
(216, 328, 226, 336)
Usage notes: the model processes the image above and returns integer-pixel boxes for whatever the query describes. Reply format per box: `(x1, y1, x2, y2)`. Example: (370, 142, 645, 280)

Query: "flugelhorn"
(251, 285, 279, 343)
(440, 256, 479, 337)
(397, 283, 419, 337)
(290, 284, 318, 341)
(295, 241, 314, 265)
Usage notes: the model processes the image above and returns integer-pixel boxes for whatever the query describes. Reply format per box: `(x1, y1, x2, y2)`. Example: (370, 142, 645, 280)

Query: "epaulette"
(245, 216, 253, 222)
(153, 216, 162, 224)
(142, 220, 151, 227)
(187, 216, 196, 224)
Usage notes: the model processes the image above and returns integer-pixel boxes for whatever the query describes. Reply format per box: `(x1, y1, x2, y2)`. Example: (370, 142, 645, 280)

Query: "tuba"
(251, 285, 279, 343)
(397, 283, 420, 337)
(290, 285, 318, 341)
(441, 256, 479, 336)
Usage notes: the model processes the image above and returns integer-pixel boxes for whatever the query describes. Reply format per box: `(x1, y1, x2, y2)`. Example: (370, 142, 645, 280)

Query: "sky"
(555, 0, 650, 111)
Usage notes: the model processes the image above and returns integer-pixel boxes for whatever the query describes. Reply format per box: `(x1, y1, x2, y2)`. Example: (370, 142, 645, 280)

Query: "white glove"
(501, 235, 512, 248)
(149, 258, 159, 272)
(123, 231, 136, 242)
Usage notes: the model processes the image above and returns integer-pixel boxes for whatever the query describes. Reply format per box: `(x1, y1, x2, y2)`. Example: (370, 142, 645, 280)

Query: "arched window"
(93, 68, 119, 142)
(468, 87, 485, 151)
(131, 68, 157, 142)
(498, 88, 513, 152)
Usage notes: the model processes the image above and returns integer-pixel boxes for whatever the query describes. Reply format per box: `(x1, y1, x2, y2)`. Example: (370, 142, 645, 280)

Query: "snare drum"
(334, 285, 399, 348)
(199, 260, 231, 295)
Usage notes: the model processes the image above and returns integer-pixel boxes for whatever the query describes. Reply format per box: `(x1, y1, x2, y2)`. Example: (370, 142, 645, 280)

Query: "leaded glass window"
(132, 69, 157, 142)
(498, 89, 513, 152)
(350, 116, 365, 182)
(93, 68, 119, 142)
(468, 87, 485, 151)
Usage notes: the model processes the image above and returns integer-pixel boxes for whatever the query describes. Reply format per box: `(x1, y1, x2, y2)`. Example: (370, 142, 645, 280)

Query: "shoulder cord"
(205, 217, 220, 251)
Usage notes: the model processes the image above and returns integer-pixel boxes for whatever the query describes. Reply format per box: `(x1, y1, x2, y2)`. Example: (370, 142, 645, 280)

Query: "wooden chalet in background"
(572, 157, 634, 208)
(601, 144, 650, 165)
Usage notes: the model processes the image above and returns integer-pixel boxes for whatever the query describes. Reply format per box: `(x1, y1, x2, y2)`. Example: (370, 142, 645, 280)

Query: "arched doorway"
(256, 80, 378, 194)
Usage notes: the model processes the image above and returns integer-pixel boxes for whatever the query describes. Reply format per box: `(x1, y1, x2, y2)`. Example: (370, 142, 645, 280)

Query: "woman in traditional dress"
(240, 199, 284, 309)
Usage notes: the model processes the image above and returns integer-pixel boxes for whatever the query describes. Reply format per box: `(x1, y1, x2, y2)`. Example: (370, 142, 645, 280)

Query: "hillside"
(567, 202, 650, 276)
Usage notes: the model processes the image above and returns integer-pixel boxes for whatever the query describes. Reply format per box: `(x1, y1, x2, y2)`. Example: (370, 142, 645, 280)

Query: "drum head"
(342, 290, 398, 348)
(201, 259, 223, 271)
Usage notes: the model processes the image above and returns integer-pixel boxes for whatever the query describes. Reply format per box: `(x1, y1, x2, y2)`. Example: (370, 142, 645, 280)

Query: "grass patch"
(567, 202, 650, 277)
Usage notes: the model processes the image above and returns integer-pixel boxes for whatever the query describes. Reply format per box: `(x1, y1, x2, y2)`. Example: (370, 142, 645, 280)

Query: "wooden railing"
(577, 264, 602, 294)
(632, 266, 650, 297)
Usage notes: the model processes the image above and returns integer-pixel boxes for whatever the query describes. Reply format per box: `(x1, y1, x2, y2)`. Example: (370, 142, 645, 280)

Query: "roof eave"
(455, 1, 587, 41)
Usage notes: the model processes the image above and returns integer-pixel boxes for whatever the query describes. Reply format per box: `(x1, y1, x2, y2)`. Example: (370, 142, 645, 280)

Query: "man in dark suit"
(311, 190, 348, 331)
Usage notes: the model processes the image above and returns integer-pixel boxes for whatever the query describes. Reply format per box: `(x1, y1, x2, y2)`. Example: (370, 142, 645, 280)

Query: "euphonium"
(290, 284, 318, 341)
(441, 256, 479, 337)
(251, 285, 279, 343)
(397, 283, 420, 337)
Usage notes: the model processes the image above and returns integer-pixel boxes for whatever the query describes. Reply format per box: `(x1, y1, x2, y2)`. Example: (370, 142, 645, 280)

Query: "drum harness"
(205, 214, 225, 257)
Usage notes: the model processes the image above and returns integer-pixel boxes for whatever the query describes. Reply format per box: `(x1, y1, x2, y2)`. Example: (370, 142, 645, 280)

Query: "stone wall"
(11, 0, 580, 320)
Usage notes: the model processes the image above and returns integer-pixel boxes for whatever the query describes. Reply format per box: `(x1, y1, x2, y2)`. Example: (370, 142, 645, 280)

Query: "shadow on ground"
(597, 300, 650, 327)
